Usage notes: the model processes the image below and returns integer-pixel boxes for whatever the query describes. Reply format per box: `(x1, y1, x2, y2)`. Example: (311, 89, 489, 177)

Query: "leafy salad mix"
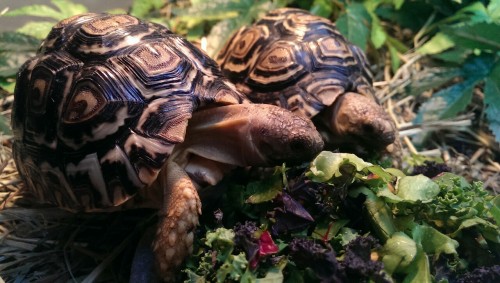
(183, 152, 500, 282)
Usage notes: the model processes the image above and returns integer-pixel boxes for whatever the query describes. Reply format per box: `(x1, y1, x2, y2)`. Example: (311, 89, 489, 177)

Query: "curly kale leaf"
(420, 173, 499, 240)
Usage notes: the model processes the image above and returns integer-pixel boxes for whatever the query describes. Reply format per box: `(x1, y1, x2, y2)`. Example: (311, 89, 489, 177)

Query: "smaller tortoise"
(11, 13, 323, 281)
(217, 8, 397, 154)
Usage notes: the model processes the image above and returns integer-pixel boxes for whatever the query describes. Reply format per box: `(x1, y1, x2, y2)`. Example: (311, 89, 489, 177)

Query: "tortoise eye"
(63, 85, 106, 123)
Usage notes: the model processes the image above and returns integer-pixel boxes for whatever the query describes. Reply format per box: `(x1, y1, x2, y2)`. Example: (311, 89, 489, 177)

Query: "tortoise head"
(182, 103, 324, 169)
(322, 92, 396, 150)
(247, 104, 324, 165)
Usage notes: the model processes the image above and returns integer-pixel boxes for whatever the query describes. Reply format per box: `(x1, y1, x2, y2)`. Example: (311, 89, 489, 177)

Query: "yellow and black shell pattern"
(217, 8, 375, 119)
(12, 13, 245, 211)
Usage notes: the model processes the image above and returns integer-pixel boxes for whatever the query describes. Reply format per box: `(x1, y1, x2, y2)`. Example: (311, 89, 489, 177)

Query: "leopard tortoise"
(217, 8, 397, 154)
(11, 13, 324, 281)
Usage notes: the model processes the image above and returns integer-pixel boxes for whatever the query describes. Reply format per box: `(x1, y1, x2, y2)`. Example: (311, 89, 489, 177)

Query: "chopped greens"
(185, 151, 499, 282)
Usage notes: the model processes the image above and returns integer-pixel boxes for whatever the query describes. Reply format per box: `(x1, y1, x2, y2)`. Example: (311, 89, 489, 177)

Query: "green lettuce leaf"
(412, 224, 458, 257)
(381, 232, 417, 274)
(402, 245, 432, 283)
(307, 151, 372, 182)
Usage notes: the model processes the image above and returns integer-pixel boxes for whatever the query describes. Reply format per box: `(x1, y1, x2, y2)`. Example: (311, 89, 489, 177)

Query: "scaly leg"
(153, 160, 201, 281)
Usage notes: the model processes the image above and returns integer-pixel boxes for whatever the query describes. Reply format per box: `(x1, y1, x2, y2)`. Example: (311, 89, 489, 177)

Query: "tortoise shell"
(12, 13, 246, 211)
(216, 8, 375, 119)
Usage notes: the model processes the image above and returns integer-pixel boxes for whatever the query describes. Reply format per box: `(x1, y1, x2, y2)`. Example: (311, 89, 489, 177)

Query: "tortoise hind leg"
(152, 160, 201, 281)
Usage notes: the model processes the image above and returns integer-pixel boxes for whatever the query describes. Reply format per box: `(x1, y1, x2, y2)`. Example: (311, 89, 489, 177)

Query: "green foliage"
(380, 232, 417, 274)
(484, 62, 500, 143)
(309, 152, 499, 282)
(245, 173, 283, 204)
(0, 32, 39, 78)
(409, 1, 500, 143)
(335, 3, 371, 51)
(377, 175, 440, 203)
(183, 151, 498, 281)
(4, 0, 88, 39)
(0, 31, 39, 118)
(0, 114, 11, 135)
(129, 0, 170, 27)
(172, 0, 289, 56)
(130, 0, 166, 18)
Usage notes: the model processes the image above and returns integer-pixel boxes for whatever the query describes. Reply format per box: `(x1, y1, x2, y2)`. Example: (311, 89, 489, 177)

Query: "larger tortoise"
(217, 8, 397, 154)
(11, 13, 323, 281)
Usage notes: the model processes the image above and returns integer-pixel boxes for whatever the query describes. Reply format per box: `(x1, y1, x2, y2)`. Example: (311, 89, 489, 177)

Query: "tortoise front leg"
(153, 160, 201, 281)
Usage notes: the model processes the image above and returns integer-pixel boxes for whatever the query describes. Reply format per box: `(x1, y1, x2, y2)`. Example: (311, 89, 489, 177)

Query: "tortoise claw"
(153, 161, 201, 282)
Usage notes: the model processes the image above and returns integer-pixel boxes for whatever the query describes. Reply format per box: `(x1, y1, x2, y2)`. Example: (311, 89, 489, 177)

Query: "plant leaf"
(216, 252, 248, 282)
(307, 151, 372, 183)
(393, 0, 405, 10)
(309, 0, 333, 18)
(16, 21, 56, 40)
(442, 22, 500, 51)
(488, 0, 500, 21)
(415, 54, 496, 124)
(130, 0, 165, 18)
(0, 78, 16, 94)
(254, 267, 283, 283)
(412, 224, 458, 257)
(395, 175, 440, 203)
(245, 174, 282, 204)
(371, 18, 387, 49)
(312, 219, 350, 241)
(0, 32, 40, 52)
(456, 1, 490, 23)
(406, 67, 462, 97)
(0, 51, 34, 77)
(0, 114, 12, 135)
(174, 0, 250, 27)
(484, 61, 500, 143)
(417, 32, 455, 55)
(402, 245, 432, 283)
(388, 43, 400, 73)
(491, 195, 500, 226)
(5, 5, 64, 20)
(381, 232, 417, 274)
(364, 189, 398, 241)
(50, 0, 88, 18)
(335, 3, 371, 51)
(414, 78, 476, 124)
